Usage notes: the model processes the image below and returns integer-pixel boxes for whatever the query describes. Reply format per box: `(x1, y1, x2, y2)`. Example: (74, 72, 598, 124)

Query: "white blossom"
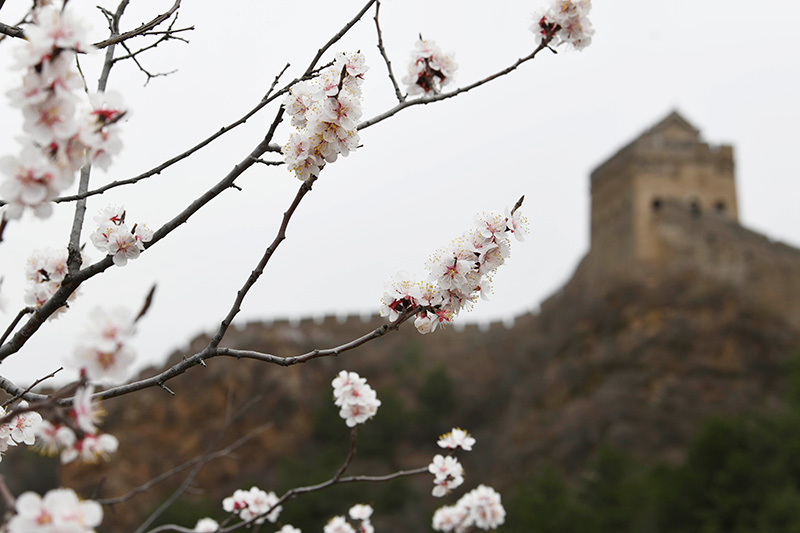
(324, 516, 356, 533)
(438, 428, 476, 452)
(428, 454, 465, 497)
(2, 5, 126, 219)
(223, 486, 282, 524)
(531, 0, 594, 50)
(381, 205, 528, 334)
(403, 37, 458, 96)
(194, 517, 220, 532)
(332, 371, 381, 427)
(283, 52, 366, 180)
(8, 402, 43, 446)
(67, 306, 137, 385)
(7, 488, 103, 533)
(432, 485, 506, 532)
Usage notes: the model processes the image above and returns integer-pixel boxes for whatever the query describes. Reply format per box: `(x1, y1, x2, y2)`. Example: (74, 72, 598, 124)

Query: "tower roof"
(591, 110, 705, 183)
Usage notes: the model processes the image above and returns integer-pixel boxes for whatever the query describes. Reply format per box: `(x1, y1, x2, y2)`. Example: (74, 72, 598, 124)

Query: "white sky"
(0, 0, 799, 385)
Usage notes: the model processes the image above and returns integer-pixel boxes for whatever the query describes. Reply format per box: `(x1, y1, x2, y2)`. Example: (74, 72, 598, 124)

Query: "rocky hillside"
(36, 270, 794, 530)
(2, 267, 798, 531)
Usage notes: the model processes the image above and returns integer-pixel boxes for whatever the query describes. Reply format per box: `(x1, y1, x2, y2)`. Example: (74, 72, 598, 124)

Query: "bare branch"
(112, 10, 190, 86)
(98, 423, 270, 506)
(511, 194, 525, 215)
(303, 0, 378, 77)
(0, 475, 16, 515)
(0, 307, 34, 346)
(0, 378, 81, 425)
(358, 37, 554, 131)
(0, 254, 115, 365)
(92, 0, 182, 50)
(133, 398, 266, 533)
(373, 0, 404, 102)
(206, 167, 315, 352)
(214, 307, 419, 367)
(116, 39, 178, 85)
(264, 62, 291, 100)
(134, 285, 157, 322)
(0, 367, 61, 410)
(0, 20, 23, 39)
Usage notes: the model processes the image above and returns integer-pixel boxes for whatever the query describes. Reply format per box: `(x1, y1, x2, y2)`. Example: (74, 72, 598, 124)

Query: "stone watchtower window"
(652, 198, 662, 211)
(690, 199, 701, 217)
(715, 201, 726, 213)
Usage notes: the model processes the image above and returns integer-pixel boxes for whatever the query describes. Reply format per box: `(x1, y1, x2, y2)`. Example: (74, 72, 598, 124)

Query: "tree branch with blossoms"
(0, 0, 595, 530)
(147, 374, 497, 533)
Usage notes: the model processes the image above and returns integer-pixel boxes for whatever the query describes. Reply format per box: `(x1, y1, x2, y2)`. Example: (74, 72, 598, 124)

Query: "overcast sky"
(1, 0, 799, 386)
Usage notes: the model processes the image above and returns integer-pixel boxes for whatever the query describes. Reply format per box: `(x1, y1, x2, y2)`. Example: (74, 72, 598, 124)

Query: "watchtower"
(589, 111, 737, 270)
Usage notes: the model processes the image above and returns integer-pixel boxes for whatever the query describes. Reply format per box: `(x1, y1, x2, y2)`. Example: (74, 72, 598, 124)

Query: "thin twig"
(214, 307, 419, 367)
(0, 378, 81, 425)
(303, 0, 378, 77)
(206, 167, 313, 351)
(100, 421, 269, 506)
(0, 367, 61, 409)
(264, 62, 291, 100)
(0, 305, 418, 404)
(135, 285, 157, 322)
(93, 0, 182, 50)
(0, 20, 23, 40)
(134, 399, 266, 532)
(373, 0, 404, 102)
(67, 0, 126, 273)
(0, 475, 16, 513)
(0, 307, 34, 346)
(358, 37, 554, 131)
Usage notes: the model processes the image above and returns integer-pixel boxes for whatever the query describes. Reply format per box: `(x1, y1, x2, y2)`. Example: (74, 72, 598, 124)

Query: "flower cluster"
(1, 3, 126, 220)
(324, 504, 374, 533)
(34, 385, 119, 464)
(276, 526, 302, 533)
(0, 402, 43, 462)
(380, 205, 528, 334)
(402, 37, 458, 96)
(531, 0, 594, 50)
(428, 428, 476, 497)
(68, 307, 137, 385)
(222, 486, 282, 525)
(23, 247, 80, 318)
(7, 487, 102, 533)
(332, 371, 381, 427)
(438, 427, 476, 452)
(90, 205, 153, 266)
(429, 454, 465, 497)
(283, 52, 367, 181)
(432, 485, 506, 532)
